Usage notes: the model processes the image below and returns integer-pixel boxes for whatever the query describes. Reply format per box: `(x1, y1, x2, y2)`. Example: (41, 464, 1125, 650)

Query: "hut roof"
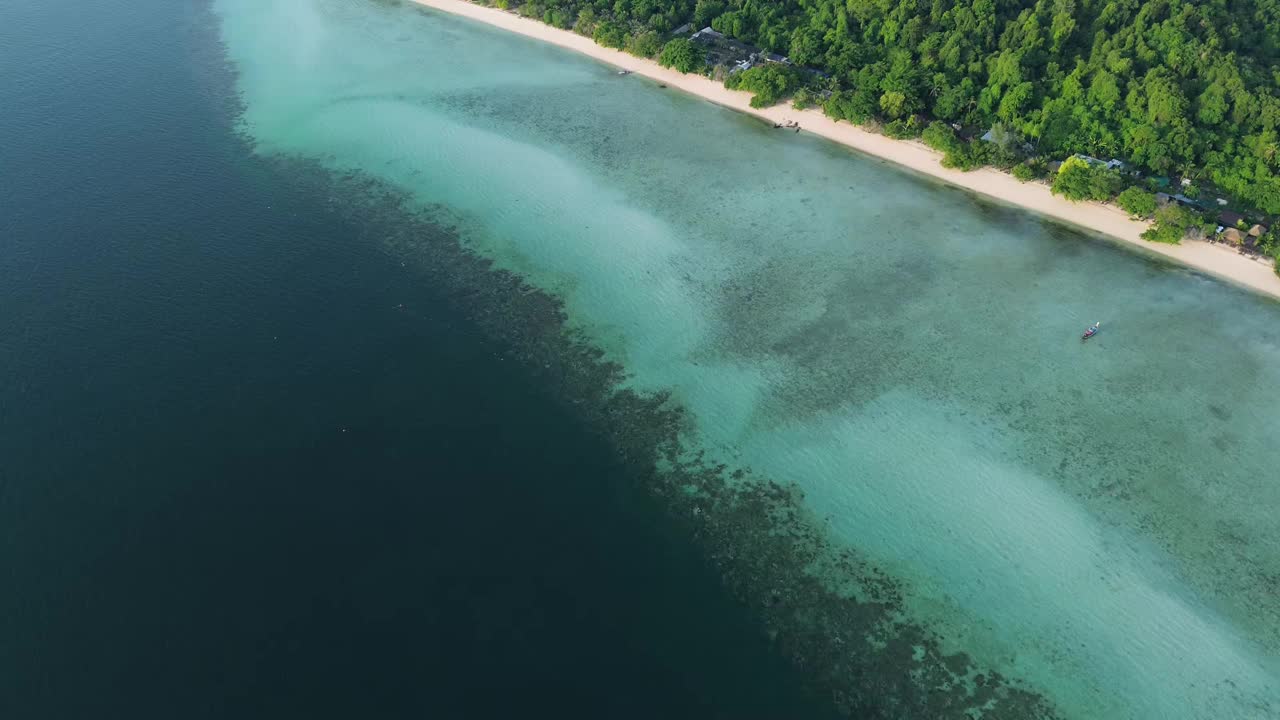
(1248, 223, 1269, 237)
(1222, 227, 1246, 244)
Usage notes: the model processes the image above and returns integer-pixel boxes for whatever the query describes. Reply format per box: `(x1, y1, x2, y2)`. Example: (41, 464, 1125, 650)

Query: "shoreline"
(413, 0, 1280, 301)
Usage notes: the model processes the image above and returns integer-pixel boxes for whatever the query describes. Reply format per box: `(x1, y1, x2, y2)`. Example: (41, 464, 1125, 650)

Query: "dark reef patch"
(260, 156, 1066, 719)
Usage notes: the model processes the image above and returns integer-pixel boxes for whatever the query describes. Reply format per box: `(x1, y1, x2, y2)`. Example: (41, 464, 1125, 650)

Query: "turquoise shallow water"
(218, 0, 1280, 716)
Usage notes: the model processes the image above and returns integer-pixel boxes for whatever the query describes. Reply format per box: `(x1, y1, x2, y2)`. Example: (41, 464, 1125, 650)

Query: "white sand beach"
(414, 0, 1280, 300)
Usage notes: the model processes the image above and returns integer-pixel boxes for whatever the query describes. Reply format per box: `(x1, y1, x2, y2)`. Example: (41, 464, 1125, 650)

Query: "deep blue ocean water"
(0, 1, 840, 717)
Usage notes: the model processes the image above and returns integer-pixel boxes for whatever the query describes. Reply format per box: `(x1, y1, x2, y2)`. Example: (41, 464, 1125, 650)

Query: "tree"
(658, 38, 705, 74)
(792, 87, 816, 110)
(1116, 187, 1157, 218)
(934, 78, 979, 121)
(880, 91, 911, 118)
(692, 0, 723, 27)
(1087, 70, 1121, 115)
(1141, 204, 1196, 244)
(1257, 228, 1279, 258)
(788, 28, 824, 67)
(1141, 69, 1189, 127)
(1011, 162, 1040, 181)
(923, 121, 961, 152)
(627, 30, 662, 58)
(726, 65, 801, 108)
(824, 89, 879, 124)
(572, 8, 597, 37)
(592, 21, 626, 49)
(884, 115, 926, 139)
(922, 121, 987, 169)
(1198, 82, 1229, 126)
(998, 82, 1035, 122)
(1052, 156, 1121, 201)
(1050, 1, 1076, 52)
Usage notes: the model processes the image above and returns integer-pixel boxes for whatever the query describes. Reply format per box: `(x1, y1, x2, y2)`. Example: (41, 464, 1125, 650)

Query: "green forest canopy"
(506, 0, 1280, 217)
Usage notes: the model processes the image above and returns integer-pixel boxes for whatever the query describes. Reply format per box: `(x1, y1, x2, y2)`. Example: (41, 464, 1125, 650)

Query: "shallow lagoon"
(218, 1, 1280, 715)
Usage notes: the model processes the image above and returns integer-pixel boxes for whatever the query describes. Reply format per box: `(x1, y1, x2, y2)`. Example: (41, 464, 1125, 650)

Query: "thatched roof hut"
(1248, 224, 1269, 238)
(1221, 227, 1246, 245)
